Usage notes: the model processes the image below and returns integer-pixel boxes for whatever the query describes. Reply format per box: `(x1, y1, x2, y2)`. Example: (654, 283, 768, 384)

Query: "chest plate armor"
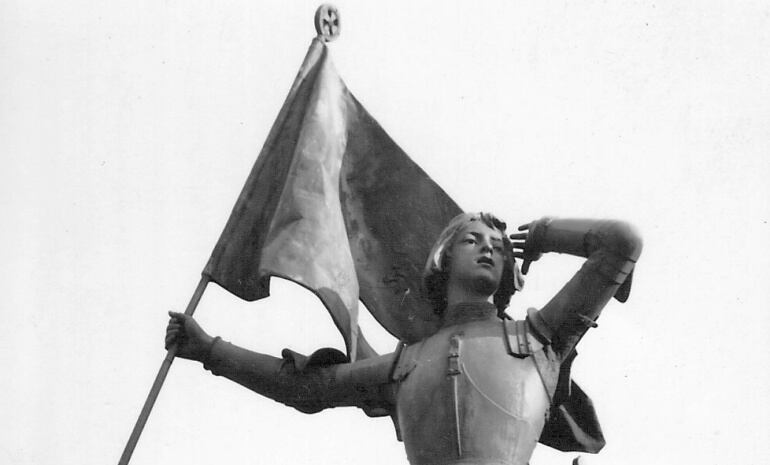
(393, 318, 553, 465)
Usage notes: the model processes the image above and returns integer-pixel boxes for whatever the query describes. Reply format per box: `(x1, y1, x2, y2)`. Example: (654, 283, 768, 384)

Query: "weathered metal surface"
(204, 38, 461, 358)
(339, 91, 461, 343)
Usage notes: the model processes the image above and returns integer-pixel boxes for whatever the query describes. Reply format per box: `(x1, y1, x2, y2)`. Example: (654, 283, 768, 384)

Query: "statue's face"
(447, 221, 505, 296)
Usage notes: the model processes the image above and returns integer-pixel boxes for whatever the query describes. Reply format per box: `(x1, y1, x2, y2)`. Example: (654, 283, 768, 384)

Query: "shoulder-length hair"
(421, 212, 524, 317)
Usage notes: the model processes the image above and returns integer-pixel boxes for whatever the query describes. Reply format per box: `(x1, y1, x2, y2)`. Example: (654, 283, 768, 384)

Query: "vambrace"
(528, 218, 643, 359)
(203, 339, 396, 416)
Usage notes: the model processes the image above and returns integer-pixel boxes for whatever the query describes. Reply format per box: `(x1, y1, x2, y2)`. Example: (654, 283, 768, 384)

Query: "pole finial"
(314, 4, 340, 42)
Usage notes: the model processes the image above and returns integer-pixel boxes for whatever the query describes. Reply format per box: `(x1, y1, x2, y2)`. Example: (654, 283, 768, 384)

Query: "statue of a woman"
(166, 213, 642, 465)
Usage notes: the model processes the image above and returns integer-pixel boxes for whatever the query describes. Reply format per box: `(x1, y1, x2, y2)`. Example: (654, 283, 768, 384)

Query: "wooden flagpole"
(118, 275, 210, 465)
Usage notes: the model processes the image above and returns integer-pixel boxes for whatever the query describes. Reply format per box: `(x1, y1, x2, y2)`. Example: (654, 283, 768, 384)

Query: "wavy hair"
(421, 212, 524, 317)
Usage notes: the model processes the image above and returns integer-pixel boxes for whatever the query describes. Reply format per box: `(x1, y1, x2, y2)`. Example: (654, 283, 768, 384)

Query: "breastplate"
(393, 318, 550, 465)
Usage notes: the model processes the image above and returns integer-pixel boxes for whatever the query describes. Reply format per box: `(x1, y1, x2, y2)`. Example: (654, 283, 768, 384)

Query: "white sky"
(2, 1, 769, 464)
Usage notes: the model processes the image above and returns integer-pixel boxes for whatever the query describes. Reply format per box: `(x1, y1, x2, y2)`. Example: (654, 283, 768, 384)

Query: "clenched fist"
(165, 312, 214, 361)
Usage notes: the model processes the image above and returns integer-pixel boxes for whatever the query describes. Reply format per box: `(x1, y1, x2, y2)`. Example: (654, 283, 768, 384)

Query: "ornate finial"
(314, 4, 340, 42)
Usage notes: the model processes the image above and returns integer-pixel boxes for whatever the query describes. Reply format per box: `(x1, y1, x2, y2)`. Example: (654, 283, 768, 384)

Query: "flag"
(204, 38, 461, 361)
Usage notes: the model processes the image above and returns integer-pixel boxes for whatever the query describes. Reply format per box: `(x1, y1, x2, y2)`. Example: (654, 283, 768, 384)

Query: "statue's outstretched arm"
(201, 335, 397, 416)
(166, 312, 397, 415)
(514, 218, 643, 358)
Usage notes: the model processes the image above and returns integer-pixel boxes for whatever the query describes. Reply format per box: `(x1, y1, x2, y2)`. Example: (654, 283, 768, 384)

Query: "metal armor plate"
(394, 319, 550, 465)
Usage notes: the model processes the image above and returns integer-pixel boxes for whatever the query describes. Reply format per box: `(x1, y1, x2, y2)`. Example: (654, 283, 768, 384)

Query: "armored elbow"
(600, 221, 643, 262)
(273, 348, 348, 414)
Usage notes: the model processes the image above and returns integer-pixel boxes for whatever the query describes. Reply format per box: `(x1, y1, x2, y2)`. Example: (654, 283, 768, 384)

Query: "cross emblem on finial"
(314, 4, 340, 42)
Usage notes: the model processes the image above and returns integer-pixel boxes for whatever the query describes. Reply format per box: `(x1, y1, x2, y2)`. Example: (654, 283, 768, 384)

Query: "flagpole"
(118, 275, 210, 465)
(118, 7, 341, 463)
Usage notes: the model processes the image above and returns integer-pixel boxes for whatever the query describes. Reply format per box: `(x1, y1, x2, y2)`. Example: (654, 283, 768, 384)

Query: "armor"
(393, 303, 551, 465)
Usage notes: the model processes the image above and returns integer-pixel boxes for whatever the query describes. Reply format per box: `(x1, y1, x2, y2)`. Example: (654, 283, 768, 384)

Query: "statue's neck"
(441, 301, 498, 328)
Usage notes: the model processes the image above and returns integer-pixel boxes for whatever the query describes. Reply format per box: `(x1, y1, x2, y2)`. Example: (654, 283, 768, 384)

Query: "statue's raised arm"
(512, 218, 643, 359)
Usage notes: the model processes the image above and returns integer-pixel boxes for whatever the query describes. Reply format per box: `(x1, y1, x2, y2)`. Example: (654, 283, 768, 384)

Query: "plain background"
(2, 1, 769, 464)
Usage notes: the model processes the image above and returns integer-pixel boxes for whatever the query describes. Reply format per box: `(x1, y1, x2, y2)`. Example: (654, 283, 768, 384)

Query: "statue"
(166, 212, 642, 465)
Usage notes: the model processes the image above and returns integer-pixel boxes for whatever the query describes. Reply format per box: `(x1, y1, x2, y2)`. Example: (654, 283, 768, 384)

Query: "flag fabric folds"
(204, 38, 461, 360)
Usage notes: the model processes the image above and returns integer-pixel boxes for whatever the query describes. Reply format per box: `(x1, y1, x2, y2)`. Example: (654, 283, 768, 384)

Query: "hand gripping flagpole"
(117, 275, 209, 465)
(117, 5, 340, 464)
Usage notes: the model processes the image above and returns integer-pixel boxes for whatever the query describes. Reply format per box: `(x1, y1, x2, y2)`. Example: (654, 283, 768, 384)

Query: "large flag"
(203, 38, 461, 361)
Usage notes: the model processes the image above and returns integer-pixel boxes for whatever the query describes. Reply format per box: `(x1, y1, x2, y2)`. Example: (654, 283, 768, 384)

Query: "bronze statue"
(166, 212, 642, 465)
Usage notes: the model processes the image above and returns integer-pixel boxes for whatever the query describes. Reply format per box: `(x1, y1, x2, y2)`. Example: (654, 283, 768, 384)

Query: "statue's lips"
(476, 257, 494, 267)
